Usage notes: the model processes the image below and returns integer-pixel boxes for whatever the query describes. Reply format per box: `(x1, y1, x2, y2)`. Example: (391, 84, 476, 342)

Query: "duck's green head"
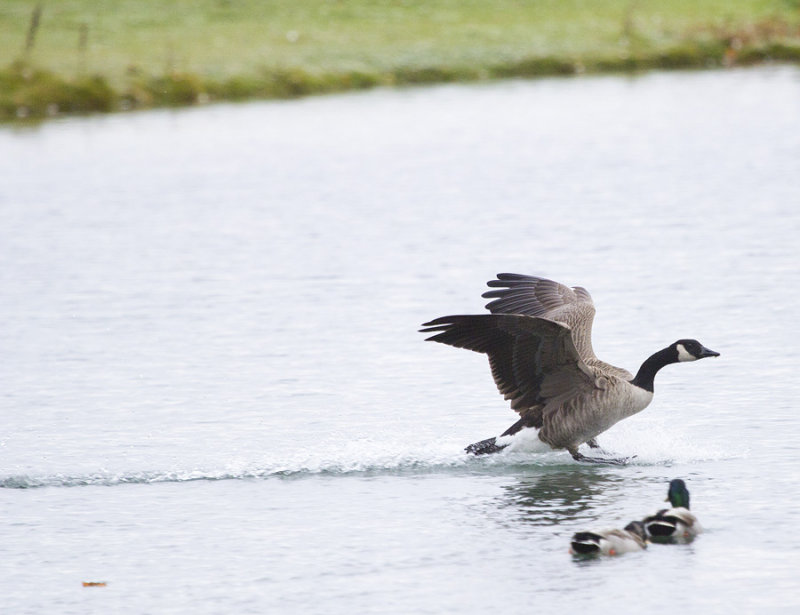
(667, 479, 691, 509)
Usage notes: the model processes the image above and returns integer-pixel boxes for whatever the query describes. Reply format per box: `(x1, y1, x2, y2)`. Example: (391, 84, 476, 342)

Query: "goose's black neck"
(631, 346, 678, 392)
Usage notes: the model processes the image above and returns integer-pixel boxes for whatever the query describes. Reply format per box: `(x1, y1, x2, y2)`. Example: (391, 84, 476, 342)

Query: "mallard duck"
(643, 479, 702, 540)
(570, 521, 648, 556)
(420, 274, 719, 464)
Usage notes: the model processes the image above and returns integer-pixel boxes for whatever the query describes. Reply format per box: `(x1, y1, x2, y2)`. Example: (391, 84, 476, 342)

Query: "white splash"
(0, 417, 742, 489)
(495, 426, 553, 454)
(593, 416, 742, 465)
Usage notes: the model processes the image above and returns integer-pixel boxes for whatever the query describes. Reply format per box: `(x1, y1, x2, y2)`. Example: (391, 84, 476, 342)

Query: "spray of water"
(0, 421, 742, 489)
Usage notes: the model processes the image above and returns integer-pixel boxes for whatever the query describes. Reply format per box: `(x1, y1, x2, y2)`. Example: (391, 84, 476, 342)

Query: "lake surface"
(1, 66, 799, 614)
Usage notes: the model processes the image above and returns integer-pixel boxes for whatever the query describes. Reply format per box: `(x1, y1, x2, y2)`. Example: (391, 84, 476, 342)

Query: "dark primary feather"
(420, 313, 596, 416)
(482, 273, 593, 318)
(480, 274, 615, 375)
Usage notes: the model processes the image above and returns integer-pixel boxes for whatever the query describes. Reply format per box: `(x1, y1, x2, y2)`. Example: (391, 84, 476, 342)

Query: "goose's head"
(633, 338, 720, 391)
(672, 339, 719, 362)
(666, 478, 691, 509)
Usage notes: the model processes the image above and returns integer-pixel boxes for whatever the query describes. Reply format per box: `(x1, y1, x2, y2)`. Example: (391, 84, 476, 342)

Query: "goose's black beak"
(698, 345, 720, 358)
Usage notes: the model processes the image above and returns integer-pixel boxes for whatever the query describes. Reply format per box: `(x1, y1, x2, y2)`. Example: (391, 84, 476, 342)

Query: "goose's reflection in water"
(493, 467, 625, 527)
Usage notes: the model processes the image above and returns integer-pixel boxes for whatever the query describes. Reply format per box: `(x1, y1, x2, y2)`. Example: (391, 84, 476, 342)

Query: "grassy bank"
(2, 0, 800, 120)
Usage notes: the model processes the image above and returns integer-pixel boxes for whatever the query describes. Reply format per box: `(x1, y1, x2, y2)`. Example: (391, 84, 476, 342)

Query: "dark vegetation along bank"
(1, 0, 800, 122)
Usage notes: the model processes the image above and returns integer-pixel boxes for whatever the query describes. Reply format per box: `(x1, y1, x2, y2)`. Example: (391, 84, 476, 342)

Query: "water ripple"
(0, 438, 735, 489)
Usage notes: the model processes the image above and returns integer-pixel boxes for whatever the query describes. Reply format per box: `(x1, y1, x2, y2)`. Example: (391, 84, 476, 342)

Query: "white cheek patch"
(676, 344, 697, 362)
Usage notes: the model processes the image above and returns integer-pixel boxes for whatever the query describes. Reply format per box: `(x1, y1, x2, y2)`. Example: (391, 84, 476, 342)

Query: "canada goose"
(570, 521, 648, 556)
(643, 479, 702, 540)
(420, 273, 719, 464)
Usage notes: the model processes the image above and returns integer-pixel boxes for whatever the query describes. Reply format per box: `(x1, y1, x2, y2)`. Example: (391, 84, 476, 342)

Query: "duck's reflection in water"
(493, 467, 624, 527)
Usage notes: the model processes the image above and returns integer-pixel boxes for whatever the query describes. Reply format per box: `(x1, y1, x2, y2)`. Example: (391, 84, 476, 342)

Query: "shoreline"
(2, 1, 799, 123)
(4, 46, 799, 124)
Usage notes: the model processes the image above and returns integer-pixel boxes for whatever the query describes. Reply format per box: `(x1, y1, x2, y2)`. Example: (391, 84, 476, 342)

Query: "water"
(1, 66, 799, 614)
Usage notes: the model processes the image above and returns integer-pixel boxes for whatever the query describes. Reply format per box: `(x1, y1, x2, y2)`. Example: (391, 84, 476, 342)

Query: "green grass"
(1, 0, 799, 120)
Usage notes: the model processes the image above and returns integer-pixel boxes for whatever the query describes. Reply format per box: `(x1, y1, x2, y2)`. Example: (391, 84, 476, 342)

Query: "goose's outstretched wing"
(482, 274, 632, 380)
(483, 273, 593, 317)
(420, 314, 597, 414)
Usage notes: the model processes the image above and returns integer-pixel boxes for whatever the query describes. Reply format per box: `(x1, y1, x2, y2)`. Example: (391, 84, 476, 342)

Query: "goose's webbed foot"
(568, 447, 636, 466)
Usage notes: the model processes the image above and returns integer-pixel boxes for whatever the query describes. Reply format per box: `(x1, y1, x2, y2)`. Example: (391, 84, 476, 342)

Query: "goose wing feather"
(482, 273, 595, 352)
(483, 273, 592, 314)
(420, 313, 597, 416)
(483, 274, 633, 380)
